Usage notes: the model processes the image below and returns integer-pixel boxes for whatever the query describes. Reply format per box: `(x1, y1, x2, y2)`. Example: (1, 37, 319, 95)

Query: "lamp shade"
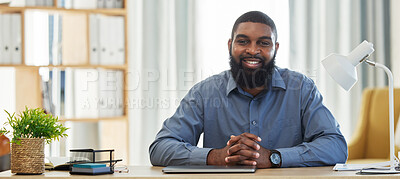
(322, 54, 357, 91)
(321, 40, 375, 91)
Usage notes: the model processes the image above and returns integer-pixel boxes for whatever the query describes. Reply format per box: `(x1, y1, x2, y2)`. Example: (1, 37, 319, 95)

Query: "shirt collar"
(271, 67, 286, 90)
(226, 68, 286, 96)
(226, 71, 238, 96)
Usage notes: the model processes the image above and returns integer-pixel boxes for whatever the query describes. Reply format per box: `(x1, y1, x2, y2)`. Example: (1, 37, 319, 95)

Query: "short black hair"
(231, 11, 277, 42)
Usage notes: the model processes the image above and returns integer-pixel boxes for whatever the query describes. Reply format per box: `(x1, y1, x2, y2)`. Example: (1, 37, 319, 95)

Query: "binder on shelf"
(111, 16, 125, 65)
(48, 14, 54, 65)
(51, 69, 62, 116)
(24, 11, 50, 66)
(57, 0, 65, 8)
(49, 14, 62, 65)
(73, 0, 97, 9)
(98, 15, 125, 65)
(96, 0, 105, 8)
(98, 69, 116, 117)
(36, 0, 45, 6)
(104, 0, 113, 8)
(64, 0, 72, 9)
(40, 69, 55, 115)
(10, 13, 22, 65)
(45, 0, 54, 6)
(74, 69, 99, 118)
(115, 0, 123, 8)
(89, 14, 100, 65)
(2, 14, 11, 64)
(64, 68, 74, 119)
(25, 0, 36, 6)
(0, 14, 3, 64)
(9, 0, 26, 7)
(98, 15, 111, 65)
(115, 70, 124, 116)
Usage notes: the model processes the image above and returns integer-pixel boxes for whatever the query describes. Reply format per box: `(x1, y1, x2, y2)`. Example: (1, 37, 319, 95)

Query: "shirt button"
(252, 121, 257, 125)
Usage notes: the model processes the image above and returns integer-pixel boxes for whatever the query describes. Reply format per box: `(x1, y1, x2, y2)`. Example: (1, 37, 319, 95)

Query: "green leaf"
(1, 107, 69, 144)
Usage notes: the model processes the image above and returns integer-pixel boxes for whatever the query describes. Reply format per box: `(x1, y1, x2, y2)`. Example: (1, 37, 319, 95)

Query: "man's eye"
(237, 40, 248, 44)
(260, 41, 271, 46)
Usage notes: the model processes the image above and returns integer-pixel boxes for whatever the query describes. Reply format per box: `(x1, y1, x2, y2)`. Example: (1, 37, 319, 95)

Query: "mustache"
(239, 54, 264, 61)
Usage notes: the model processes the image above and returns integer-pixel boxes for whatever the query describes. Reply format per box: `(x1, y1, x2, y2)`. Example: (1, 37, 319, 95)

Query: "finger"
(227, 143, 250, 155)
(241, 133, 262, 142)
(227, 135, 239, 146)
(235, 136, 261, 151)
(224, 155, 249, 164)
(227, 133, 261, 145)
(228, 133, 262, 146)
(237, 160, 258, 166)
(234, 149, 260, 159)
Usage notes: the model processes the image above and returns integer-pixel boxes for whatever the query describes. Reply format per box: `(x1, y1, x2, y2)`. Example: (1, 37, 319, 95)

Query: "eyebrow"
(235, 34, 272, 40)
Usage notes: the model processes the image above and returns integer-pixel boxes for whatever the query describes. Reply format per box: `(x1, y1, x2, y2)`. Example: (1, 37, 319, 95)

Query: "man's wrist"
(269, 149, 282, 168)
(207, 148, 225, 165)
(206, 149, 215, 165)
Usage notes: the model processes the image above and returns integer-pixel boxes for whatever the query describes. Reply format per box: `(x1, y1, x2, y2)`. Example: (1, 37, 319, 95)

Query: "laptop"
(162, 165, 257, 173)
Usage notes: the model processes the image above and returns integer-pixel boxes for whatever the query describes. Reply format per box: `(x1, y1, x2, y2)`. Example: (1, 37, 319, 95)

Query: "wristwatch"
(269, 150, 281, 168)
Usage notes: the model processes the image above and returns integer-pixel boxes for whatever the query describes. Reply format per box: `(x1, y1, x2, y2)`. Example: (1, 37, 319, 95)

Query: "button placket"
(249, 99, 259, 136)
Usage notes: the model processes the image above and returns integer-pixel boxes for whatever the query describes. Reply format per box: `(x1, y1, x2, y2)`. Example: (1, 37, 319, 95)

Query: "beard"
(229, 52, 276, 89)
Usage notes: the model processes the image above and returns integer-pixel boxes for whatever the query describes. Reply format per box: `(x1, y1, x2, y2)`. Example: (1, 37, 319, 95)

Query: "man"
(149, 11, 347, 168)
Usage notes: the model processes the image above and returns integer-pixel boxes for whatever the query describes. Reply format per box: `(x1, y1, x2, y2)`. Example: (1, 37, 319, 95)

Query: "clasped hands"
(207, 133, 272, 168)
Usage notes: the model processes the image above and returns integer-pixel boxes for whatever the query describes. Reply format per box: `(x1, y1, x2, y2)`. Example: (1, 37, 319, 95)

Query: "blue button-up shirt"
(149, 68, 348, 167)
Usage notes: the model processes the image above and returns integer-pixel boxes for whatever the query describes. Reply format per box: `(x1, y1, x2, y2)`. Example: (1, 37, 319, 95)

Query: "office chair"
(346, 88, 400, 164)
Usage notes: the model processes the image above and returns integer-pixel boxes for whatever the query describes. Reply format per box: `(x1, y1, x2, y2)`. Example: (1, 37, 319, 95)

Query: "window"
(195, 0, 290, 79)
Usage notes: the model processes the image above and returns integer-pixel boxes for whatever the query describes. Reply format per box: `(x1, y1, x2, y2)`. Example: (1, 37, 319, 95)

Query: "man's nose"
(245, 43, 260, 55)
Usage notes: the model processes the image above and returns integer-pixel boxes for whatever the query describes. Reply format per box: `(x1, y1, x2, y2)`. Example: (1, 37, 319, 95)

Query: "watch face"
(270, 153, 281, 165)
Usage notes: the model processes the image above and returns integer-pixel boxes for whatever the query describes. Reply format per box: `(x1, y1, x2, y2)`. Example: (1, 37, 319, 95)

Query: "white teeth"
(246, 61, 259, 64)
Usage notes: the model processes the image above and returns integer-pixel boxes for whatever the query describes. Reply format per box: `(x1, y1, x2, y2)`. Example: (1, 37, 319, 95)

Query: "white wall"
(391, 0, 400, 87)
(0, 68, 15, 132)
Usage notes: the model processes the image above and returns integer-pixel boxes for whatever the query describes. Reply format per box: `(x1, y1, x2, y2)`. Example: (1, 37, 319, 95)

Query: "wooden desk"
(0, 166, 399, 178)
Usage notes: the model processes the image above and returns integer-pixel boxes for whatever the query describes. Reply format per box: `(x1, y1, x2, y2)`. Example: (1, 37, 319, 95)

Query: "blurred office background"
(0, 0, 399, 166)
(127, 0, 400, 165)
(129, 0, 400, 165)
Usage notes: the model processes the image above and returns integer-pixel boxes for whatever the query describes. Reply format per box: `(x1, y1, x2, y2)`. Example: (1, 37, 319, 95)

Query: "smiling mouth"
(244, 60, 260, 64)
(242, 57, 262, 66)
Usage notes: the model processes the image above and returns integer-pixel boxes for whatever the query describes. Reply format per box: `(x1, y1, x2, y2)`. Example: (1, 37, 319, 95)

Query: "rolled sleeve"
(277, 148, 303, 167)
(189, 148, 213, 165)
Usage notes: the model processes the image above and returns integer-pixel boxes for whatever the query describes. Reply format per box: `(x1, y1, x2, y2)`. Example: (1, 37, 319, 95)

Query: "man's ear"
(228, 39, 232, 52)
(275, 42, 280, 54)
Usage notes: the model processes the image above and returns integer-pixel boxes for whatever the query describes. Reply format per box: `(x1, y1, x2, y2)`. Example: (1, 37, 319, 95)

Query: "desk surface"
(0, 166, 399, 178)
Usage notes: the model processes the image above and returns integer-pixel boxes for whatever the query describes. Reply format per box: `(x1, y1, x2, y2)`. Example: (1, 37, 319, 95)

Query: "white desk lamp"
(322, 40, 397, 171)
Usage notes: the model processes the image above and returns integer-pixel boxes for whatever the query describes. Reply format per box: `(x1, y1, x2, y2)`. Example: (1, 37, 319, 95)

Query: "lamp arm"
(369, 62, 396, 169)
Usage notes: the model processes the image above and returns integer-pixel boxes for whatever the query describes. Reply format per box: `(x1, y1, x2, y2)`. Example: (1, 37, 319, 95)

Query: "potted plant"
(0, 107, 68, 174)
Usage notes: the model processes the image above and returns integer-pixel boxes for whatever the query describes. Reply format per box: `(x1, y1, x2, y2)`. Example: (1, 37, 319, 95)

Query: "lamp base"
(357, 168, 400, 175)
(355, 160, 400, 175)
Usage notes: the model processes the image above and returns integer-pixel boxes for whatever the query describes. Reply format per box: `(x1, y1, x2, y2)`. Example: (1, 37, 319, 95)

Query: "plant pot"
(11, 138, 45, 174)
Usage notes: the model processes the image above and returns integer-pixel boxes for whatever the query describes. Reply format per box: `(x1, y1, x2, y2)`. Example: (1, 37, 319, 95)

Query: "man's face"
(228, 22, 279, 89)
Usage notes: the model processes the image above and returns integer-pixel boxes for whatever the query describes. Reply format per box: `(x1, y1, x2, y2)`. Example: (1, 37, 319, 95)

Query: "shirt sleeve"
(278, 78, 348, 167)
(149, 86, 212, 166)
